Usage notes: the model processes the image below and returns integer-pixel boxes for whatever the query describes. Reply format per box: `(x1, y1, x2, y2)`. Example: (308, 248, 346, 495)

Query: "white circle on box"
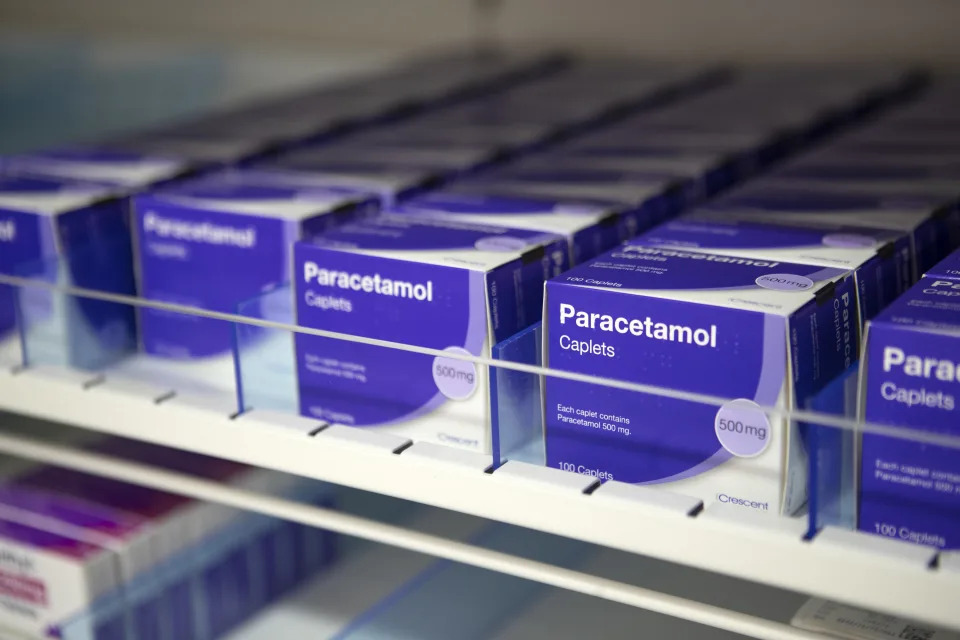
(755, 273, 815, 291)
(715, 399, 771, 458)
(432, 347, 478, 401)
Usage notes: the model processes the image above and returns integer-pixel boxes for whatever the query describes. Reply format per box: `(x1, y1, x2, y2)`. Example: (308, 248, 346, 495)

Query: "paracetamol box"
(471, 158, 694, 199)
(0, 175, 137, 368)
(282, 141, 500, 173)
(347, 121, 553, 148)
(547, 134, 734, 171)
(546, 146, 734, 187)
(639, 215, 913, 325)
(446, 165, 683, 231)
(703, 185, 960, 277)
(132, 171, 378, 359)
(294, 214, 569, 451)
(543, 243, 855, 513)
(768, 156, 960, 195)
(101, 131, 268, 168)
(0, 516, 122, 639)
(423, 98, 603, 127)
(247, 154, 441, 204)
(924, 249, 960, 281)
(601, 120, 791, 168)
(859, 278, 960, 548)
(391, 189, 635, 265)
(148, 109, 330, 146)
(1, 148, 189, 189)
(814, 136, 960, 160)
(561, 128, 771, 156)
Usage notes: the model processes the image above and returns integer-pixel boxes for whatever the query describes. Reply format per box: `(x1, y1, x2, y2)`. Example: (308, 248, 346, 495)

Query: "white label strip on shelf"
(792, 598, 960, 640)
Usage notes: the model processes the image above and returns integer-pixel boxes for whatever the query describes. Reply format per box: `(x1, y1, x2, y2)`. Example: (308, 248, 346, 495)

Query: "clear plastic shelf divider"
(235, 283, 298, 414)
(491, 321, 544, 468)
(8, 243, 242, 410)
(806, 364, 860, 535)
(14, 239, 137, 371)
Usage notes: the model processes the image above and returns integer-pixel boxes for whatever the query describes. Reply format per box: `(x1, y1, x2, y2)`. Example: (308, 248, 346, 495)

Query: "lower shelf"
(226, 507, 786, 640)
(1, 363, 958, 631)
(231, 505, 936, 640)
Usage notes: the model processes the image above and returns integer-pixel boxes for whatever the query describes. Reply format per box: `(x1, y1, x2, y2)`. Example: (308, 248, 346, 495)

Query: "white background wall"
(2, 0, 960, 66)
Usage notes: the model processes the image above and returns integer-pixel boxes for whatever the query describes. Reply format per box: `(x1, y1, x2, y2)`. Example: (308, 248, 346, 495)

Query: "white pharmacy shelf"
(1, 363, 959, 634)
(227, 508, 810, 640)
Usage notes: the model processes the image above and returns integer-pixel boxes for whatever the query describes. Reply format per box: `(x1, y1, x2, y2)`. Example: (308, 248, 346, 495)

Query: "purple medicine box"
(543, 241, 855, 514)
